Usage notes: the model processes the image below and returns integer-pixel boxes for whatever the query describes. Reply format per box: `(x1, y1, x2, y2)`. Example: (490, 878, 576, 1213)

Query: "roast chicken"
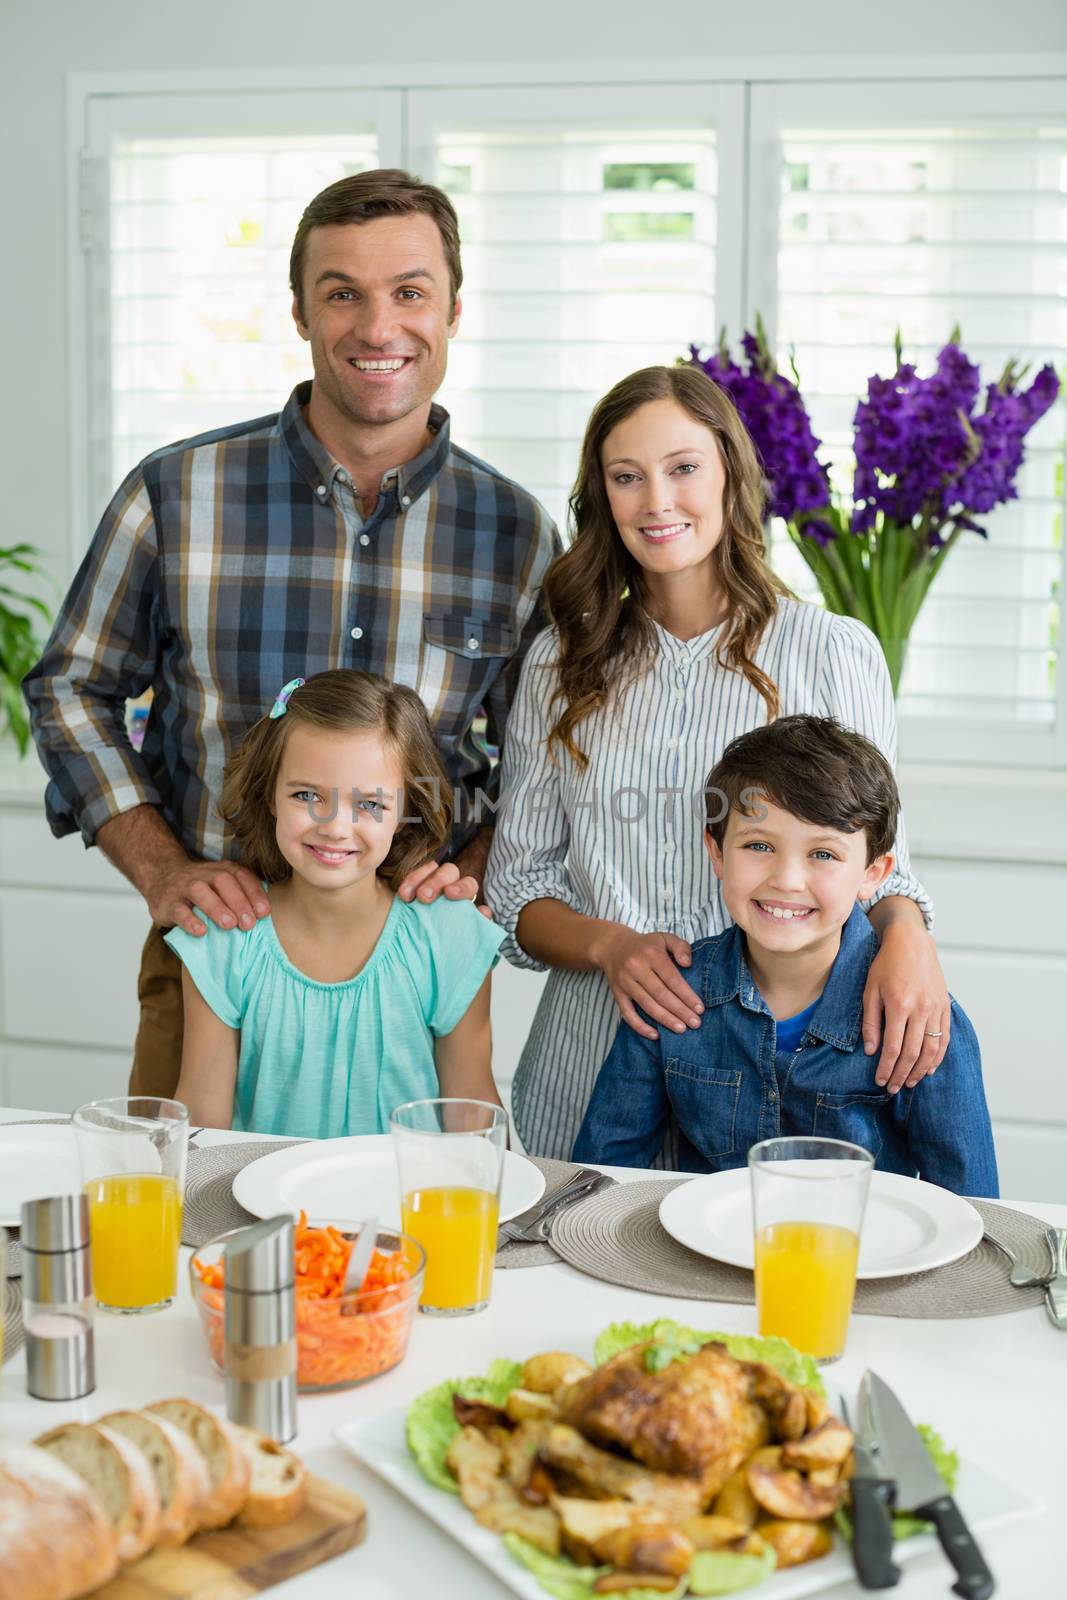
(555, 1339, 810, 1502)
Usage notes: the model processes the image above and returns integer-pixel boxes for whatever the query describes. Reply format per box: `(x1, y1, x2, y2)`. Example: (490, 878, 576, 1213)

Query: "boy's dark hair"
(704, 715, 898, 863)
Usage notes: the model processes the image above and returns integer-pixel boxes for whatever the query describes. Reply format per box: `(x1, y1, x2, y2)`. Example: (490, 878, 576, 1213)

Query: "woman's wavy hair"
(220, 670, 452, 890)
(544, 364, 789, 766)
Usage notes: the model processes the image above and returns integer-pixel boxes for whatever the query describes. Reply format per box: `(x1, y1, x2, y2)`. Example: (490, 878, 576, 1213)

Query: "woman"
(484, 365, 947, 1162)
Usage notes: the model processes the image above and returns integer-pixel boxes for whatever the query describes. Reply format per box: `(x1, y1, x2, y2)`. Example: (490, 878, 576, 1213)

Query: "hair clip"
(268, 677, 305, 719)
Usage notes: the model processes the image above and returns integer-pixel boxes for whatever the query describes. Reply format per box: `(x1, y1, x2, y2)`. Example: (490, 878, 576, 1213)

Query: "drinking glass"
(390, 1099, 507, 1316)
(748, 1136, 873, 1363)
(72, 1097, 189, 1314)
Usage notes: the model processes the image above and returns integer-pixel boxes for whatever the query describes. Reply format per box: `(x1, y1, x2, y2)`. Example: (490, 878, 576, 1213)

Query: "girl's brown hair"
(220, 670, 452, 890)
(544, 364, 790, 766)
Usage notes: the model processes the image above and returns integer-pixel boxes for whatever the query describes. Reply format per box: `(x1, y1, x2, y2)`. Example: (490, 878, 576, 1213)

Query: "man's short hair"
(289, 168, 462, 319)
(704, 714, 899, 863)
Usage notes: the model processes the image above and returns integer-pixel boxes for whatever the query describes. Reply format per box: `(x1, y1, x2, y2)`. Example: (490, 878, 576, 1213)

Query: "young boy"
(573, 715, 998, 1196)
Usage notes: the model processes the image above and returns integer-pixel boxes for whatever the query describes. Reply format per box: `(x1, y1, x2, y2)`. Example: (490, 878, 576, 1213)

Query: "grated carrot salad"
(193, 1212, 418, 1388)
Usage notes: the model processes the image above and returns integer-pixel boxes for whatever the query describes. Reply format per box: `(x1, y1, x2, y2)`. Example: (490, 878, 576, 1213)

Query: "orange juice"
(754, 1220, 859, 1360)
(85, 1173, 183, 1310)
(401, 1186, 499, 1311)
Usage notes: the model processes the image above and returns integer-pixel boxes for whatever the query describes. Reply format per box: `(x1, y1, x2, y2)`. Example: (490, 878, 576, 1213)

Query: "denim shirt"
(573, 905, 999, 1197)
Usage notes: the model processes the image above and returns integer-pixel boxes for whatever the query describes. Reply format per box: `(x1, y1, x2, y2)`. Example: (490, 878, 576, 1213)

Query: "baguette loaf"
(99, 1409, 211, 1546)
(147, 1399, 251, 1528)
(231, 1426, 308, 1528)
(0, 1444, 119, 1600)
(34, 1422, 161, 1563)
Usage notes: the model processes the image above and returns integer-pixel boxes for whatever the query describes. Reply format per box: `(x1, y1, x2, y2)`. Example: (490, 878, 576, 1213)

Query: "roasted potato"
(521, 1351, 593, 1394)
(597, 1522, 693, 1577)
(748, 1464, 846, 1522)
(755, 1518, 833, 1568)
(502, 1418, 553, 1488)
(593, 1575, 678, 1594)
(711, 1464, 760, 1528)
(475, 1478, 562, 1554)
(446, 1425, 504, 1511)
(505, 1387, 559, 1424)
(679, 1513, 752, 1550)
(782, 1417, 853, 1472)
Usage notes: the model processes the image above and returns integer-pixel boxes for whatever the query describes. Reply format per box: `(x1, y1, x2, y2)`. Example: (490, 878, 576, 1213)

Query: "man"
(25, 168, 559, 1098)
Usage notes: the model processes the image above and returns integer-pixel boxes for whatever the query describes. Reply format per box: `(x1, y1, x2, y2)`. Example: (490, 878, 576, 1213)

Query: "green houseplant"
(0, 544, 53, 755)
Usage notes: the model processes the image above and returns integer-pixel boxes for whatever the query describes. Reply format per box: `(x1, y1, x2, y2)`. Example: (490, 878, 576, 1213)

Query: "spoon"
(342, 1216, 379, 1300)
(982, 1226, 1051, 1288)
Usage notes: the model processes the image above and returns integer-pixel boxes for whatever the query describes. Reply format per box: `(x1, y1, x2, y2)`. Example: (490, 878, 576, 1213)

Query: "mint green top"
(165, 895, 504, 1139)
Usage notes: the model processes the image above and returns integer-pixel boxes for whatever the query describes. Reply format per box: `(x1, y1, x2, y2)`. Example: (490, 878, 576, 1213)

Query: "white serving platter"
(335, 1394, 1039, 1600)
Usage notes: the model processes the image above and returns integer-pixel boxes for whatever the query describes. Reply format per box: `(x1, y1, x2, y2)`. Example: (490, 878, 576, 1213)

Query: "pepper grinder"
(223, 1215, 297, 1442)
(21, 1194, 95, 1401)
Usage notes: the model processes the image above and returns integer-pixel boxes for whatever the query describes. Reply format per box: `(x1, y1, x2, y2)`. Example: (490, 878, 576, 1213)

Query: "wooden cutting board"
(94, 1475, 366, 1599)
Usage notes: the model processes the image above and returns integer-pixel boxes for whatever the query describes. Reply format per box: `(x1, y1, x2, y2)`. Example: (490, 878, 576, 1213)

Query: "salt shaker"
(223, 1215, 297, 1442)
(20, 1194, 95, 1401)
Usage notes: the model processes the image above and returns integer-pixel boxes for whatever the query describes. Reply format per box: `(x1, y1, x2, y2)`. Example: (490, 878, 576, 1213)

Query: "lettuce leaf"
(593, 1319, 824, 1396)
(688, 1547, 777, 1595)
(405, 1357, 523, 1492)
(503, 1535, 685, 1600)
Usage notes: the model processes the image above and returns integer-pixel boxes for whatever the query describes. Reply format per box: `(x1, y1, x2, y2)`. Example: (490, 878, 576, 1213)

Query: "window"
(748, 81, 1067, 762)
(75, 71, 1066, 763)
(409, 85, 742, 531)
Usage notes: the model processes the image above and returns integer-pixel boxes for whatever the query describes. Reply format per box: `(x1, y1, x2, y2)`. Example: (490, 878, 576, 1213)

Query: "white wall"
(3, 0, 1066, 589)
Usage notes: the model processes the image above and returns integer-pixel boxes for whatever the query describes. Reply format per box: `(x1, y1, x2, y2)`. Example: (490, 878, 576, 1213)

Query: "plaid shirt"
(25, 383, 560, 861)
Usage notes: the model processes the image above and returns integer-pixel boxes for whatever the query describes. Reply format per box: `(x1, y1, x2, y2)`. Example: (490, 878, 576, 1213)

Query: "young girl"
(168, 670, 505, 1136)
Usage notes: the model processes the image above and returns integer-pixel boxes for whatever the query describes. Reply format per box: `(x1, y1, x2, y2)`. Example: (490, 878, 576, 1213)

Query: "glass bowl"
(189, 1221, 425, 1392)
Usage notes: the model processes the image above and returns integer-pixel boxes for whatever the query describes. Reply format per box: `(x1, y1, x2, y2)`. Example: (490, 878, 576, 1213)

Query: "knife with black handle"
(909, 1490, 996, 1599)
(841, 1396, 901, 1590)
(850, 1474, 902, 1590)
(861, 1371, 995, 1600)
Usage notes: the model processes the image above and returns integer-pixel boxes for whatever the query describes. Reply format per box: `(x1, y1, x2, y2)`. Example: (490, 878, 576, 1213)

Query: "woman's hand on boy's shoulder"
(593, 926, 703, 1041)
(862, 920, 950, 1093)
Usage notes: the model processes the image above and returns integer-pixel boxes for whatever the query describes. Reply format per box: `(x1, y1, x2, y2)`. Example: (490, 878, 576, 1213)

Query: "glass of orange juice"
(749, 1136, 873, 1363)
(72, 1096, 189, 1314)
(390, 1099, 507, 1316)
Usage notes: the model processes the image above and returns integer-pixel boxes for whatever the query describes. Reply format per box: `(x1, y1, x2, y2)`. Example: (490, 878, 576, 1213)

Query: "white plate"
(658, 1168, 985, 1279)
(232, 1134, 545, 1226)
(335, 1397, 1039, 1600)
(0, 1123, 82, 1225)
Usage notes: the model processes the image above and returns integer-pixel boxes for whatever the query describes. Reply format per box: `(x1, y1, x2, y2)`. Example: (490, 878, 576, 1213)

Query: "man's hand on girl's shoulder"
(398, 857, 491, 917)
(151, 859, 271, 938)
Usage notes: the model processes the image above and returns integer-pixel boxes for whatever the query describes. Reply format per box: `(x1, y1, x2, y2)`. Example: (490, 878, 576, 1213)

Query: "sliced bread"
(99, 1409, 211, 1547)
(231, 1426, 308, 1529)
(34, 1421, 161, 1563)
(0, 1443, 119, 1600)
(147, 1399, 251, 1529)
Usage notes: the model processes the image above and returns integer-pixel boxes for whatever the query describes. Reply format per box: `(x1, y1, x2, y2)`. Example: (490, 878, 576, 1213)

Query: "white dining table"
(0, 1108, 1063, 1600)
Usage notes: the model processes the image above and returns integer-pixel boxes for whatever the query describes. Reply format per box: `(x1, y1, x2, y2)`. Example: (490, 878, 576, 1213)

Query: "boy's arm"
(434, 974, 504, 1108)
(572, 1017, 670, 1168)
(174, 967, 239, 1130)
(895, 1001, 999, 1198)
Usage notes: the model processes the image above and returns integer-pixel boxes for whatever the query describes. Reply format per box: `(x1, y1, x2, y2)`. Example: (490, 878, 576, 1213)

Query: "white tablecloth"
(1, 1110, 1063, 1600)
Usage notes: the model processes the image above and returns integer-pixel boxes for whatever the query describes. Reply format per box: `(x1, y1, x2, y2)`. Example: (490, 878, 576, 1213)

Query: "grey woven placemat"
(550, 1179, 1050, 1319)
(181, 1139, 579, 1266)
(182, 1140, 307, 1247)
(2, 1276, 23, 1364)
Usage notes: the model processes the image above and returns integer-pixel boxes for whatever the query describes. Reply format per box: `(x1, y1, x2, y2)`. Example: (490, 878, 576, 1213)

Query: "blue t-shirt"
(774, 999, 819, 1054)
(166, 894, 504, 1138)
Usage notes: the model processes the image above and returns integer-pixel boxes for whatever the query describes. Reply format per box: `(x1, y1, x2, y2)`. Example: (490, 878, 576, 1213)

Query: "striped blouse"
(483, 598, 934, 1161)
